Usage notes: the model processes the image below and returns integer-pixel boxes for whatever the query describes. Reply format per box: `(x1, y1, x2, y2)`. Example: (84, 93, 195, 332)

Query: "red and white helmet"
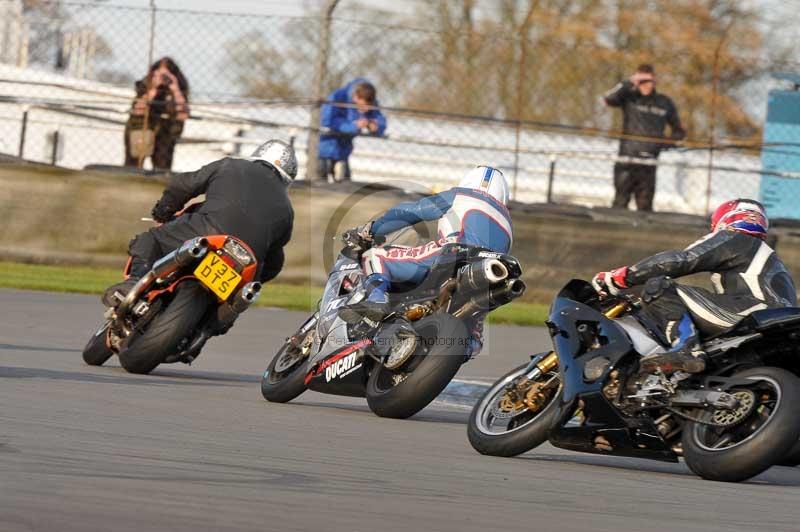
(710, 199, 768, 239)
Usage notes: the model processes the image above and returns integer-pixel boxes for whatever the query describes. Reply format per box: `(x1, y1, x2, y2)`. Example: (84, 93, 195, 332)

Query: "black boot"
(102, 256, 152, 307)
(338, 300, 389, 324)
(338, 273, 390, 324)
(101, 278, 139, 307)
(639, 313, 706, 374)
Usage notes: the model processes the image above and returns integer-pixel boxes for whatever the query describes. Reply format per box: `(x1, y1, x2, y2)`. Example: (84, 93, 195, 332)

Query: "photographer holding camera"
(124, 57, 190, 172)
(603, 64, 685, 211)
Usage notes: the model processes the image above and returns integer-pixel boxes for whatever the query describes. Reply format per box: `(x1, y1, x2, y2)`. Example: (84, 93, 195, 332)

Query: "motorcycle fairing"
(546, 282, 678, 462)
(304, 338, 372, 397)
(316, 254, 364, 342)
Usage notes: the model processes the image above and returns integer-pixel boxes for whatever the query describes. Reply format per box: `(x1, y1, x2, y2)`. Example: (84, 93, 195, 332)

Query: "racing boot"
(101, 259, 149, 307)
(101, 279, 139, 307)
(639, 314, 707, 374)
(339, 273, 390, 324)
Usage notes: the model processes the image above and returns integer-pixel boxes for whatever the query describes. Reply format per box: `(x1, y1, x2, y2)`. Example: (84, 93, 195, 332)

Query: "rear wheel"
(779, 440, 800, 467)
(682, 366, 800, 482)
(366, 313, 468, 419)
(261, 319, 315, 403)
(467, 362, 562, 457)
(118, 281, 211, 375)
(82, 321, 114, 366)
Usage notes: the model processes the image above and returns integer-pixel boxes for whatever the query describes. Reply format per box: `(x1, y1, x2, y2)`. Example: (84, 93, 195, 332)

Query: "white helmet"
(249, 139, 297, 185)
(458, 165, 509, 205)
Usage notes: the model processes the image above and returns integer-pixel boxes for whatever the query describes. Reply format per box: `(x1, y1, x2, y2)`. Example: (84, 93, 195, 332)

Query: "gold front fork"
(535, 302, 629, 373)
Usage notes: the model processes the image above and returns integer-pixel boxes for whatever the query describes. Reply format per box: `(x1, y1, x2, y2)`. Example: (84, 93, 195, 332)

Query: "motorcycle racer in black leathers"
(592, 199, 797, 374)
(102, 139, 296, 307)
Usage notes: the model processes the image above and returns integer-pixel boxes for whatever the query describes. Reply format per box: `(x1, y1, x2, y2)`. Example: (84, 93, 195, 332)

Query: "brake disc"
(275, 330, 316, 373)
(384, 333, 418, 370)
(490, 384, 530, 419)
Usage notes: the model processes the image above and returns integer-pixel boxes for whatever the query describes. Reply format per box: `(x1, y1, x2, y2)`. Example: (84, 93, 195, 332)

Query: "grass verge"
(0, 261, 548, 326)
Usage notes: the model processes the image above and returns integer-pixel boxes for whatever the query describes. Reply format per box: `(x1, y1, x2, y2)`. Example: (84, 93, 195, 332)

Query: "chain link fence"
(1, 0, 799, 216)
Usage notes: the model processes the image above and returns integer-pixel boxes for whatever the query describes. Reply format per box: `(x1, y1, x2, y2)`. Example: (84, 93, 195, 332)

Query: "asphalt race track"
(2, 288, 800, 532)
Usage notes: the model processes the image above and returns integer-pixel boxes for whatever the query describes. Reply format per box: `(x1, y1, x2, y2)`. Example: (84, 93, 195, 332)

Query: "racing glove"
(591, 266, 629, 296)
(341, 222, 384, 249)
(151, 197, 178, 223)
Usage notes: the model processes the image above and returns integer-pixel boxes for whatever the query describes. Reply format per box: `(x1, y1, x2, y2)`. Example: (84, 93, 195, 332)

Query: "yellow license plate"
(194, 252, 242, 300)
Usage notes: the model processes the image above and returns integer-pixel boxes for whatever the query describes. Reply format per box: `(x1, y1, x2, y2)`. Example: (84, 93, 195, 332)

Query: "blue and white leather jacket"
(370, 187, 513, 254)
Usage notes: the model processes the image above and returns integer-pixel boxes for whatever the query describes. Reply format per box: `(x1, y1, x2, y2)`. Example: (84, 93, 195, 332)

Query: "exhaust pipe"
(152, 237, 209, 279)
(116, 237, 209, 320)
(216, 282, 262, 326)
(453, 278, 527, 318)
(460, 259, 509, 291)
(229, 282, 262, 314)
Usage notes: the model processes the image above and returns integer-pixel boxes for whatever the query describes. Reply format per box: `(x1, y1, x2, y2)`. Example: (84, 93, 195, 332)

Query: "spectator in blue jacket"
(318, 78, 387, 182)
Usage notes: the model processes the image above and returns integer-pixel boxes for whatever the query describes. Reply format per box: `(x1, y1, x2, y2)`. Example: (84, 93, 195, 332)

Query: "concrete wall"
(2, 163, 799, 303)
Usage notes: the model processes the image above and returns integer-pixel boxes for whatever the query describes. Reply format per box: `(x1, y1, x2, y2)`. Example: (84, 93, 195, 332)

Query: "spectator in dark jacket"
(318, 78, 387, 182)
(124, 57, 189, 171)
(604, 64, 685, 211)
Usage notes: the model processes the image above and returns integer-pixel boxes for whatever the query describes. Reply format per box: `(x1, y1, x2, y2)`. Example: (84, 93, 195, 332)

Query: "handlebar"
(598, 290, 641, 318)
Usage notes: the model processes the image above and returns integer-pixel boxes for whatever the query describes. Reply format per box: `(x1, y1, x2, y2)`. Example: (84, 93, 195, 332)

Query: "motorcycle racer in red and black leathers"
(592, 199, 797, 374)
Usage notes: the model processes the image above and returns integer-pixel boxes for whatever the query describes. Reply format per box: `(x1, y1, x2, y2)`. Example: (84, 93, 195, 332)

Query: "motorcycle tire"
(777, 439, 800, 467)
(682, 366, 800, 482)
(118, 281, 211, 375)
(467, 363, 562, 457)
(261, 326, 313, 403)
(82, 321, 114, 366)
(366, 313, 468, 419)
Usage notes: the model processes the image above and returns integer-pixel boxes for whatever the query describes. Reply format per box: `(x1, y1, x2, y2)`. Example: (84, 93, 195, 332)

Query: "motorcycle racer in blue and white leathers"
(340, 166, 513, 356)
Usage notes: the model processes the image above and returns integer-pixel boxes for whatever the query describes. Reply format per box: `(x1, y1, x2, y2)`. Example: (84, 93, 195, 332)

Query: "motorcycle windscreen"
(305, 339, 371, 397)
(317, 254, 362, 339)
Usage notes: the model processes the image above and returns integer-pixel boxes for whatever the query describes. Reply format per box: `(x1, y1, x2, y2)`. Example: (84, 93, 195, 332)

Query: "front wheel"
(682, 366, 800, 482)
(260, 319, 315, 403)
(82, 321, 114, 366)
(365, 313, 468, 419)
(467, 362, 561, 457)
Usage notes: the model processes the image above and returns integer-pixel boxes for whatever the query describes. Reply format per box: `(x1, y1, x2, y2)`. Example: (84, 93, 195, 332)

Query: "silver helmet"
(249, 139, 298, 185)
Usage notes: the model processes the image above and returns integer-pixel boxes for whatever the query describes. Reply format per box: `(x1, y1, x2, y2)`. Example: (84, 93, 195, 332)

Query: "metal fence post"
(546, 154, 557, 203)
(147, 0, 156, 68)
(511, 6, 536, 202)
(50, 129, 60, 165)
(18, 106, 28, 159)
(306, 0, 339, 181)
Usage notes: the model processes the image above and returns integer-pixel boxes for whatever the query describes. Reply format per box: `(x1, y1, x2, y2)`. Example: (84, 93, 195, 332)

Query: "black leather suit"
(128, 157, 294, 283)
(624, 230, 797, 339)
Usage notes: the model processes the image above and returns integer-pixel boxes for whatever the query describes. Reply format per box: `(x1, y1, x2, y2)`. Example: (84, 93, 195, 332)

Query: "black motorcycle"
(261, 241, 525, 418)
(468, 279, 800, 482)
